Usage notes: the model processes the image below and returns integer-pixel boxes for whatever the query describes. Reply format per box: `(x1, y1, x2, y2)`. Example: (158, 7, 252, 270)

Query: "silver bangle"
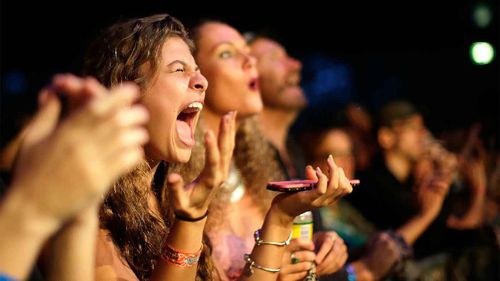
(243, 254, 281, 275)
(254, 229, 292, 246)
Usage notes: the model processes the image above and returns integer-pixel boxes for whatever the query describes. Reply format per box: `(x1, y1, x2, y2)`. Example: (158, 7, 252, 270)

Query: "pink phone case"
(266, 180, 316, 192)
(267, 179, 360, 193)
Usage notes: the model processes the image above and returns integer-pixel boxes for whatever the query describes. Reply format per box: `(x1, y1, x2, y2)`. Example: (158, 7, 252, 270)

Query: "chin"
(174, 149, 192, 163)
(246, 99, 264, 114)
(239, 106, 263, 118)
(252, 103, 264, 114)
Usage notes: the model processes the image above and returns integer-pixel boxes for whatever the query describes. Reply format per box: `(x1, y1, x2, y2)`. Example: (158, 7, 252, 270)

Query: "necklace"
(224, 164, 246, 203)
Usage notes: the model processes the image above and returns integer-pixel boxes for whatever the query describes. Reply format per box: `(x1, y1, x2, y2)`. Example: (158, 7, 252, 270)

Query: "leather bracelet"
(254, 228, 292, 246)
(174, 210, 208, 222)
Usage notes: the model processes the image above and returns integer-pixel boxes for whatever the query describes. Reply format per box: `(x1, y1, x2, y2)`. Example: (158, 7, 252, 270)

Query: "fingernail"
(350, 179, 360, 186)
(316, 167, 322, 175)
(38, 89, 51, 106)
(329, 155, 336, 165)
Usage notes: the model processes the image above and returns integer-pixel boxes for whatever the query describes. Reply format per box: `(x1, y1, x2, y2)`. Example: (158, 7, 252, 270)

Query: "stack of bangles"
(243, 229, 292, 276)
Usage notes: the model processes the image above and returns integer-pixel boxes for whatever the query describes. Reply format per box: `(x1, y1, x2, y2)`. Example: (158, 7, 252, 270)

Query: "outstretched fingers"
(217, 111, 237, 180)
(326, 155, 340, 197)
(304, 155, 354, 207)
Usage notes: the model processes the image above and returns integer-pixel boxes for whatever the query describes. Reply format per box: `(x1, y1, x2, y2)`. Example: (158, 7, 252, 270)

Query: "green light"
(473, 4, 492, 28)
(470, 42, 495, 65)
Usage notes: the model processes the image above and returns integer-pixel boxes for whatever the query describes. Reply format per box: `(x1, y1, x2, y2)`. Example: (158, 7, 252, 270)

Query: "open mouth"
(248, 77, 259, 91)
(176, 101, 203, 147)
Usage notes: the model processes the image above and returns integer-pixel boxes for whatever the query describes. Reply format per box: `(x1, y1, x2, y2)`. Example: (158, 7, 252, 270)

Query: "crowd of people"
(0, 12, 498, 281)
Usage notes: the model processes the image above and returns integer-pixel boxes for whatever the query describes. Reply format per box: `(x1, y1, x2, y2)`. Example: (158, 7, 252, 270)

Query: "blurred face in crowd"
(388, 114, 426, 162)
(311, 129, 355, 179)
(195, 22, 262, 118)
(141, 36, 208, 163)
(251, 38, 307, 111)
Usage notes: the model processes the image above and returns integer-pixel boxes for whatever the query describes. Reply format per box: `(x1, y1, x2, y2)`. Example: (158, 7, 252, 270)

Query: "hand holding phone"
(267, 179, 360, 193)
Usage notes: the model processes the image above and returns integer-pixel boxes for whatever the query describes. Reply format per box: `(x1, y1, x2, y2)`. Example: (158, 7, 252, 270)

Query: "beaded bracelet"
(385, 230, 414, 276)
(346, 264, 357, 281)
(162, 243, 203, 268)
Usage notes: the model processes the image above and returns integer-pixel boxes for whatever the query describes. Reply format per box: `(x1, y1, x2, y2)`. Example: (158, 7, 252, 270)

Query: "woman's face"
(141, 36, 208, 164)
(195, 22, 262, 117)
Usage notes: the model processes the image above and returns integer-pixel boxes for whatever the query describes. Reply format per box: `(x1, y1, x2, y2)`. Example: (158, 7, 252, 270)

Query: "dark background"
(1, 0, 499, 147)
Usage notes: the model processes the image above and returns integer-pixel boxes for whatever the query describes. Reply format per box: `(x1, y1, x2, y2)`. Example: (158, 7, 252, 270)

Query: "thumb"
(305, 165, 318, 181)
(22, 89, 62, 149)
(315, 233, 336, 264)
(167, 173, 188, 209)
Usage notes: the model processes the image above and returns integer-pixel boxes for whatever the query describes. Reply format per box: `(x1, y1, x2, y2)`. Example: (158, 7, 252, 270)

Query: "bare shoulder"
(95, 228, 139, 281)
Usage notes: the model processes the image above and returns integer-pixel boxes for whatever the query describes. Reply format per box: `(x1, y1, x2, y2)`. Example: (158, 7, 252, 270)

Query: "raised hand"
(167, 111, 237, 219)
(447, 149, 488, 229)
(415, 173, 450, 220)
(359, 232, 401, 280)
(278, 239, 316, 281)
(271, 155, 353, 219)
(11, 76, 149, 231)
(314, 231, 348, 275)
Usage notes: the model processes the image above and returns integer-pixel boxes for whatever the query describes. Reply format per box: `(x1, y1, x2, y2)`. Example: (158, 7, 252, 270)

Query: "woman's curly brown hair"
(84, 14, 214, 281)
(84, 14, 194, 88)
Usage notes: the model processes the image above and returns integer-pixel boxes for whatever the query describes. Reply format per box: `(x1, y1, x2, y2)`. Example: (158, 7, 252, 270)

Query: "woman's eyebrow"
(167, 60, 186, 67)
(211, 41, 233, 52)
(167, 60, 199, 71)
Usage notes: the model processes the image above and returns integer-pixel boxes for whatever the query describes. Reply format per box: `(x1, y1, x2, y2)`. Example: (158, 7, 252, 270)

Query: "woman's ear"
(378, 127, 395, 150)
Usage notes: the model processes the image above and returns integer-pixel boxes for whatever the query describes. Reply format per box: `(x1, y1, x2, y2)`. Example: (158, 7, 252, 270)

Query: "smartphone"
(267, 179, 360, 193)
(266, 180, 317, 192)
